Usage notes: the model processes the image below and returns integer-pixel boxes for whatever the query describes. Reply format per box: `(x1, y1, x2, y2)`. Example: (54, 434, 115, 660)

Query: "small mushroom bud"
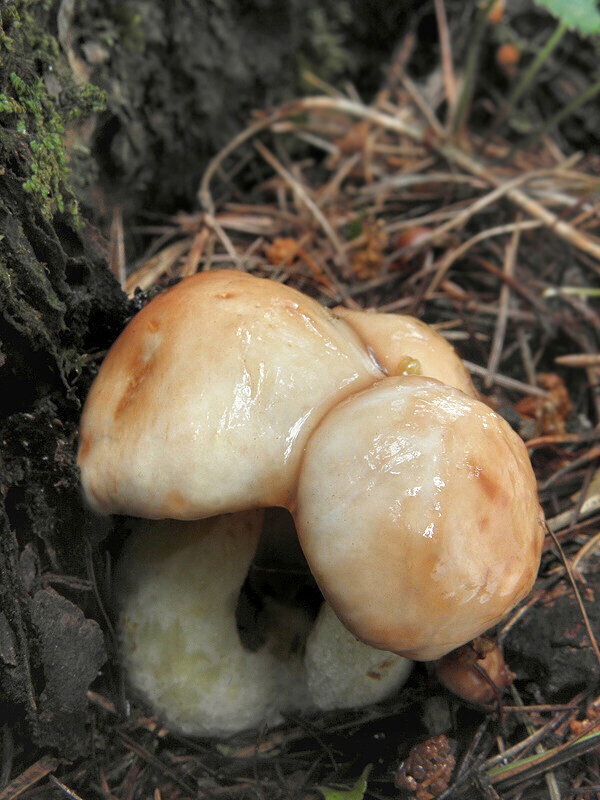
(434, 638, 515, 706)
(333, 307, 476, 397)
(496, 43, 520, 79)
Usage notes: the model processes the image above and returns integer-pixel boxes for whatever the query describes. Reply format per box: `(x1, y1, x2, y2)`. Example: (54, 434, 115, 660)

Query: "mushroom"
(294, 375, 545, 661)
(332, 307, 476, 396)
(79, 270, 543, 734)
(114, 511, 312, 736)
(304, 603, 413, 711)
(434, 638, 514, 706)
(78, 269, 382, 519)
(114, 510, 413, 734)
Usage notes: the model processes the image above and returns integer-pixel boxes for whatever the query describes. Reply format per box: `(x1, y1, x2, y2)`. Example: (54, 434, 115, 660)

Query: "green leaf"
(533, 0, 600, 36)
(318, 765, 373, 800)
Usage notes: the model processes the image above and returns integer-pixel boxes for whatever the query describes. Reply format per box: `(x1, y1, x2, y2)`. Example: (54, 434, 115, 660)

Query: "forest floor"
(3, 1, 600, 799)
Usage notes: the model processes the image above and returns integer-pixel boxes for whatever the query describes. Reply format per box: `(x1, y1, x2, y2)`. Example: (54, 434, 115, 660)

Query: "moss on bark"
(0, 1, 126, 754)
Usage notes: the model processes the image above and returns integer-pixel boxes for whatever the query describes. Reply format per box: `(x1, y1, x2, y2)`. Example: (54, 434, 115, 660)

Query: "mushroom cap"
(78, 270, 381, 519)
(333, 308, 476, 396)
(435, 640, 514, 705)
(294, 376, 545, 661)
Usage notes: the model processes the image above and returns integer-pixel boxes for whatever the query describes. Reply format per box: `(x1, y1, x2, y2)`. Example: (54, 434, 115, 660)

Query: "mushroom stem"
(115, 511, 310, 736)
(305, 603, 413, 710)
(115, 509, 415, 734)
(245, 507, 414, 711)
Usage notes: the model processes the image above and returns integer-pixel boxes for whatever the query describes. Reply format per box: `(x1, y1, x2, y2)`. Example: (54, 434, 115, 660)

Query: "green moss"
(67, 82, 107, 120)
(297, 3, 355, 89)
(111, 5, 147, 53)
(59, 348, 89, 383)
(0, 1, 105, 220)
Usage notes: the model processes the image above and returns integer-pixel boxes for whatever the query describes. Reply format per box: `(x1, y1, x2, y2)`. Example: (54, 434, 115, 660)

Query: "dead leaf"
(515, 373, 572, 436)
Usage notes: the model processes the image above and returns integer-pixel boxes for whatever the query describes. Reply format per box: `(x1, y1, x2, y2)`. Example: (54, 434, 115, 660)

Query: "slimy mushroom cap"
(78, 270, 382, 519)
(295, 376, 545, 661)
(333, 307, 476, 396)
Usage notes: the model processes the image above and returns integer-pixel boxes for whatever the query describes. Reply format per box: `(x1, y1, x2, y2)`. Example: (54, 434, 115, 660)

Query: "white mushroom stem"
(305, 603, 413, 711)
(115, 511, 310, 737)
(250, 508, 414, 711)
(115, 510, 414, 735)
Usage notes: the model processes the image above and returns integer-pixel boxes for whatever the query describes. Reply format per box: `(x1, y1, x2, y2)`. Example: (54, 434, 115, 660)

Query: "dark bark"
(0, 170, 126, 753)
(68, 0, 416, 233)
(0, 2, 128, 754)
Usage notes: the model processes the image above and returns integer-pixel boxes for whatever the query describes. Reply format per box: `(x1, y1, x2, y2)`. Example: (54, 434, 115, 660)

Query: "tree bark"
(0, 1, 129, 754)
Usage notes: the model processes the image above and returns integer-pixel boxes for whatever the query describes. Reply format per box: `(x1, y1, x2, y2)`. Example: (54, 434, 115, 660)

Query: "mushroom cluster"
(78, 269, 545, 735)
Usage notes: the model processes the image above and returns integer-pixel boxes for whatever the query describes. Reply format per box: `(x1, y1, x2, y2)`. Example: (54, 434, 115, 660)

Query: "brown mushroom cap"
(333, 308, 476, 396)
(294, 376, 544, 661)
(434, 639, 514, 705)
(78, 270, 382, 519)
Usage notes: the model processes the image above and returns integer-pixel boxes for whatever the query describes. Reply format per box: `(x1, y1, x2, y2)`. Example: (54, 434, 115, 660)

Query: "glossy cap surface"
(334, 308, 476, 396)
(78, 270, 382, 518)
(295, 376, 545, 661)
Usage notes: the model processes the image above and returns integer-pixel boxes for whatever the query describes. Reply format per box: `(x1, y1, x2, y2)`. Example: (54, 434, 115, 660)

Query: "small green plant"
(533, 0, 600, 36)
(318, 765, 372, 800)
(453, 0, 600, 147)
(491, 0, 600, 143)
(297, 4, 355, 91)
